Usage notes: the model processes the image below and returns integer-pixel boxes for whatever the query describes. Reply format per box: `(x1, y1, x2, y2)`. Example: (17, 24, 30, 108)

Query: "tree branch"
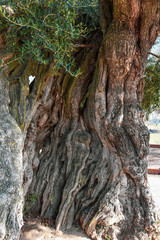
(148, 51, 160, 59)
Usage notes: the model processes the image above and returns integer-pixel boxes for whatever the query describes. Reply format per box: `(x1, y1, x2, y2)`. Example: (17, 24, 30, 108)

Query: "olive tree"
(0, 1, 160, 239)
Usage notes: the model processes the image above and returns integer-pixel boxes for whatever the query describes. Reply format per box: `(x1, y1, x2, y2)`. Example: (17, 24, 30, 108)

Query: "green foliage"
(142, 58, 160, 118)
(74, 0, 99, 29)
(23, 192, 38, 215)
(28, 192, 38, 203)
(105, 235, 111, 240)
(0, 0, 99, 76)
(51, 194, 55, 201)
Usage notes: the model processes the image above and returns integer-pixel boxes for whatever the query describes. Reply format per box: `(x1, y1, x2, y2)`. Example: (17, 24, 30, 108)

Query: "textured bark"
(0, 72, 23, 240)
(1, 0, 160, 240)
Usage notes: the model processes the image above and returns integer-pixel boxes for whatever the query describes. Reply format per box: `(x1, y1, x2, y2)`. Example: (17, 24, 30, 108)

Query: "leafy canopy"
(0, 0, 99, 76)
(1, 0, 159, 115)
(142, 57, 160, 118)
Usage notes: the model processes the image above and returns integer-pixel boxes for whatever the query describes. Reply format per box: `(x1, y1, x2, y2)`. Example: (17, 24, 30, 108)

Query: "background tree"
(0, 1, 160, 240)
(142, 57, 160, 119)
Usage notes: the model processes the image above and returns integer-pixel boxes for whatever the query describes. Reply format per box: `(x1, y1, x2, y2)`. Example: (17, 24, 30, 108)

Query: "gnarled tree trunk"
(1, 0, 160, 239)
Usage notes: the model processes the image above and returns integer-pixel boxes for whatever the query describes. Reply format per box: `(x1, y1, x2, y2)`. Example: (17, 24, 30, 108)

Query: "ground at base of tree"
(19, 213, 160, 240)
(20, 216, 90, 240)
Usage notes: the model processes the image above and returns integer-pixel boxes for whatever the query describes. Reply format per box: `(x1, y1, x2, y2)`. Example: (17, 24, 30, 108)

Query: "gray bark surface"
(0, 73, 23, 240)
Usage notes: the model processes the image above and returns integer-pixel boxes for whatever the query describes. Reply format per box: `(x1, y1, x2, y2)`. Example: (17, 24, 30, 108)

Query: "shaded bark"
(0, 0, 160, 240)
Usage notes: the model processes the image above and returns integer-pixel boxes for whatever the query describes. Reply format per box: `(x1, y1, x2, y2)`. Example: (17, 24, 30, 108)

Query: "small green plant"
(51, 194, 55, 201)
(23, 192, 38, 216)
(23, 205, 29, 215)
(105, 235, 111, 240)
(28, 192, 38, 203)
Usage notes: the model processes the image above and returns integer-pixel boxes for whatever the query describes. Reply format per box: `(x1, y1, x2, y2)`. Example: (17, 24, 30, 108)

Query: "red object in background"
(148, 168, 160, 174)
(150, 144, 160, 149)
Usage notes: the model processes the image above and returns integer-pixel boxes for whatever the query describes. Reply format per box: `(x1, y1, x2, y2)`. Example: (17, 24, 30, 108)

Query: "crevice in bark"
(104, 65, 109, 114)
(29, 78, 35, 94)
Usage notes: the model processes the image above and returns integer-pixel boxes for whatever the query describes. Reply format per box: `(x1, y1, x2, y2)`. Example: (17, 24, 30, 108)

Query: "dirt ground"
(20, 218, 91, 240)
